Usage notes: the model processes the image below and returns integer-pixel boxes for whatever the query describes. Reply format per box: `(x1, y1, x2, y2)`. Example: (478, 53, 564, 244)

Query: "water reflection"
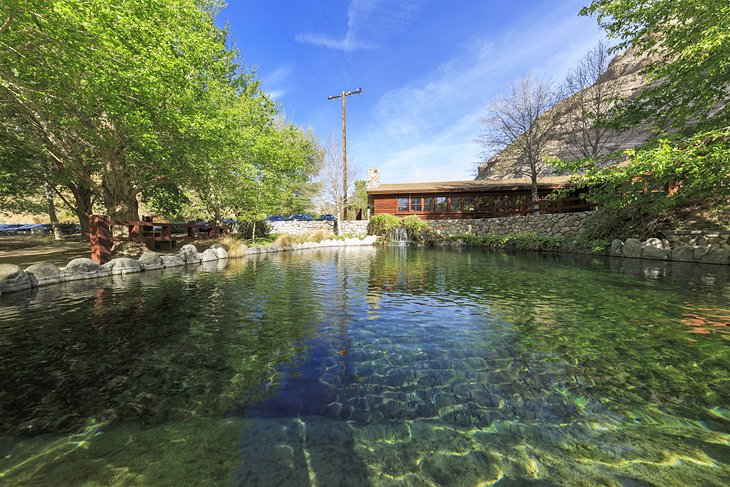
(0, 247, 729, 486)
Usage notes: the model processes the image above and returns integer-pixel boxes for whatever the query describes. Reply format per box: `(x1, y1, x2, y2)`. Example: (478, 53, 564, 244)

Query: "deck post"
(90, 215, 112, 265)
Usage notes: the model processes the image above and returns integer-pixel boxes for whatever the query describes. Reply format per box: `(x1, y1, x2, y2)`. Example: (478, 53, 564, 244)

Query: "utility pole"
(328, 88, 362, 220)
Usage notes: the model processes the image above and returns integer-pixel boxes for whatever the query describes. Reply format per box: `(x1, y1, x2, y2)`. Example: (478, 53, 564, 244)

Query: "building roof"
(367, 176, 571, 195)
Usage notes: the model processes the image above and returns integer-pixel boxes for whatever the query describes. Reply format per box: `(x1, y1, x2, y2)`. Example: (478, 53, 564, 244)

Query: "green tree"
(581, 0, 730, 130)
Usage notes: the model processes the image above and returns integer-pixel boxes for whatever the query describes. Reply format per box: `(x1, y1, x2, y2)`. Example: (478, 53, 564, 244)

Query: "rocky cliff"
(476, 50, 656, 180)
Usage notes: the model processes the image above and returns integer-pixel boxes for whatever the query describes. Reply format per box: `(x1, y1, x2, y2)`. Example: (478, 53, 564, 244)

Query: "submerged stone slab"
(0, 263, 32, 293)
(102, 257, 143, 275)
(25, 262, 62, 287)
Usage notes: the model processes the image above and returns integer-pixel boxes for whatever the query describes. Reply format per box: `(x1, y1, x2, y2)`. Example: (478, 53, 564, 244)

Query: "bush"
(236, 220, 269, 240)
(367, 214, 401, 237)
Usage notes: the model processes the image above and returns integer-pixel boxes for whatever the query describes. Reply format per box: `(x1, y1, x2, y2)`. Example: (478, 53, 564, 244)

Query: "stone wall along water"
(427, 212, 591, 238)
(267, 220, 336, 235)
(339, 220, 369, 236)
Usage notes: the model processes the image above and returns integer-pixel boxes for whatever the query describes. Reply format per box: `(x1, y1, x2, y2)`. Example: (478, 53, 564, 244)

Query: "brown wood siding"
(370, 189, 592, 219)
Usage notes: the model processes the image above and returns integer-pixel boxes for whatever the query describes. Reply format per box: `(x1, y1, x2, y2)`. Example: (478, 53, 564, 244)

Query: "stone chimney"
(366, 168, 381, 190)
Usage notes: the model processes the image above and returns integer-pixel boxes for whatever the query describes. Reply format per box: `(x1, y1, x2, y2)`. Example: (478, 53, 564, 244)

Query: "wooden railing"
(90, 215, 227, 264)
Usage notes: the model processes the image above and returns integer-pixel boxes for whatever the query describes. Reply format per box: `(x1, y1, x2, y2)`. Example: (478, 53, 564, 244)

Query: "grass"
(273, 230, 336, 248)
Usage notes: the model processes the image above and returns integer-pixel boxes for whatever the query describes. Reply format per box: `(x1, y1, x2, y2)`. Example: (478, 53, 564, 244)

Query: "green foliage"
(448, 233, 566, 252)
(567, 128, 730, 240)
(367, 214, 401, 237)
(581, 0, 730, 130)
(399, 215, 435, 244)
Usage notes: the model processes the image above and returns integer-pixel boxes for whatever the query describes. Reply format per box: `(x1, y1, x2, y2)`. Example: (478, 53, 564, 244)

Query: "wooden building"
(367, 175, 592, 219)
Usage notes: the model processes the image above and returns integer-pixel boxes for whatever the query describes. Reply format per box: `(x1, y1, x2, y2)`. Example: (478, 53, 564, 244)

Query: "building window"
(477, 195, 495, 209)
(423, 197, 434, 212)
(397, 197, 409, 212)
(435, 196, 447, 211)
(410, 197, 422, 212)
(463, 196, 475, 211)
(449, 197, 462, 212)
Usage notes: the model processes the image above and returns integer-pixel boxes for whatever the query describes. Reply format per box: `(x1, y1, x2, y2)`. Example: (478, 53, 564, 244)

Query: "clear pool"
(0, 247, 728, 486)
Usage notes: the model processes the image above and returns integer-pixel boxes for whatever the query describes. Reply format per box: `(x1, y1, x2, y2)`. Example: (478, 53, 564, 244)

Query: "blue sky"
(219, 1, 606, 184)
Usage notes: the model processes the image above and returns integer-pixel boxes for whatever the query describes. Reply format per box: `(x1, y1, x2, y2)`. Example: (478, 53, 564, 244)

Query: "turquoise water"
(0, 247, 728, 486)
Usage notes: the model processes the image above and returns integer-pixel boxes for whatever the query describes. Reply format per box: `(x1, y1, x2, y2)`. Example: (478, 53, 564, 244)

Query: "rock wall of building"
(426, 212, 591, 238)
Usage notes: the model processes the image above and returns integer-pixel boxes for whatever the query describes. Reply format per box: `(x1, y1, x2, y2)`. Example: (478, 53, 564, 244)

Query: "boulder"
(610, 239, 624, 256)
(201, 248, 218, 262)
(0, 263, 32, 293)
(622, 238, 642, 258)
(642, 238, 663, 250)
(694, 246, 711, 261)
(138, 251, 163, 270)
(25, 262, 62, 287)
(177, 244, 200, 264)
(102, 257, 142, 275)
(160, 255, 185, 267)
(212, 246, 229, 260)
(64, 258, 100, 275)
(641, 246, 668, 260)
(671, 245, 695, 262)
(700, 248, 730, 265)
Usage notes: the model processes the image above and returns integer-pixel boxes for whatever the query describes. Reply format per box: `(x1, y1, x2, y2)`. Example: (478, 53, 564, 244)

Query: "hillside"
(476, 49, 656, 180)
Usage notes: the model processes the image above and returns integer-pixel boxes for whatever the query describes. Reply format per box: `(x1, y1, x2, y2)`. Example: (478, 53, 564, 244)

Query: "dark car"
(265, 215, 286, 222)
(287, 213, 314, 221)
(317, 214, 337, 221)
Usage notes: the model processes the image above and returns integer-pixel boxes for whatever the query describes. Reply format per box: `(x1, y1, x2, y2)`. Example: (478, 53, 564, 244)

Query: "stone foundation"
(427, 212, 591, 238)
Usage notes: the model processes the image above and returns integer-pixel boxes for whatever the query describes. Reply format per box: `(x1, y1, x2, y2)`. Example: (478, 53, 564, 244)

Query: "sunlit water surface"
(1, 247, 729, 486)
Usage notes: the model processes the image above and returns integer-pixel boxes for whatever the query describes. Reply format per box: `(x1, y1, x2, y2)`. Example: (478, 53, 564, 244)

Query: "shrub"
(217, 235, 247, 258)
(367, 214, 401, 237)
(273, 230, 335, 249)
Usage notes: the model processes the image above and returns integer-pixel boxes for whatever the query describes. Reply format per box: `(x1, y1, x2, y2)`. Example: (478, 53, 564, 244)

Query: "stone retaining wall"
(339, 220, 369, 236)
(664, 230, 730, 248)
(610, 235, 729, 265)
(267, 220, 336, 235)
(427, 212, 591, 238)
(0, 236, 377, 296)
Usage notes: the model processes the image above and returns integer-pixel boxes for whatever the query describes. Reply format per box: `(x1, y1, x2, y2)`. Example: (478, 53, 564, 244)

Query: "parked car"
(317, 214, 337, 221)
(264, 215, 286, 222)
(287, 213, 314, 221)
(0, 224, 23, 233)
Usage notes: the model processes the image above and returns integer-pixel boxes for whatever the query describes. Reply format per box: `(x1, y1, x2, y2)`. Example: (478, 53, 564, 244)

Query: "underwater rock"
(25, 262, 62, 287)
(0, 263, 32, 293)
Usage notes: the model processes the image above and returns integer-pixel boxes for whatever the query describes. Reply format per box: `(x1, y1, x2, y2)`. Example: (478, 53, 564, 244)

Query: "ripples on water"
(0, 247, 729, 486)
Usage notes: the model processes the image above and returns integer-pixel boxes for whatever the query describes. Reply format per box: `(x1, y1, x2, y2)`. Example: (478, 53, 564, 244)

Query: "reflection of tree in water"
(0, 257, 325, 436)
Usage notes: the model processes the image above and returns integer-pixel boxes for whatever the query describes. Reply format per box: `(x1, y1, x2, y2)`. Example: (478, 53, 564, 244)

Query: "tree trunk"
(101, 146, 139, 221)
(530, 171, 540, 215)
(69, 183, 94, 241)
(45, 182, 64, 240)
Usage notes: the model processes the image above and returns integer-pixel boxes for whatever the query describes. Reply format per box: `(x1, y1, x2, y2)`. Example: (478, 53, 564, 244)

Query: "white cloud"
(296, 0, 421, 51)
(352, 4, 607, 183)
